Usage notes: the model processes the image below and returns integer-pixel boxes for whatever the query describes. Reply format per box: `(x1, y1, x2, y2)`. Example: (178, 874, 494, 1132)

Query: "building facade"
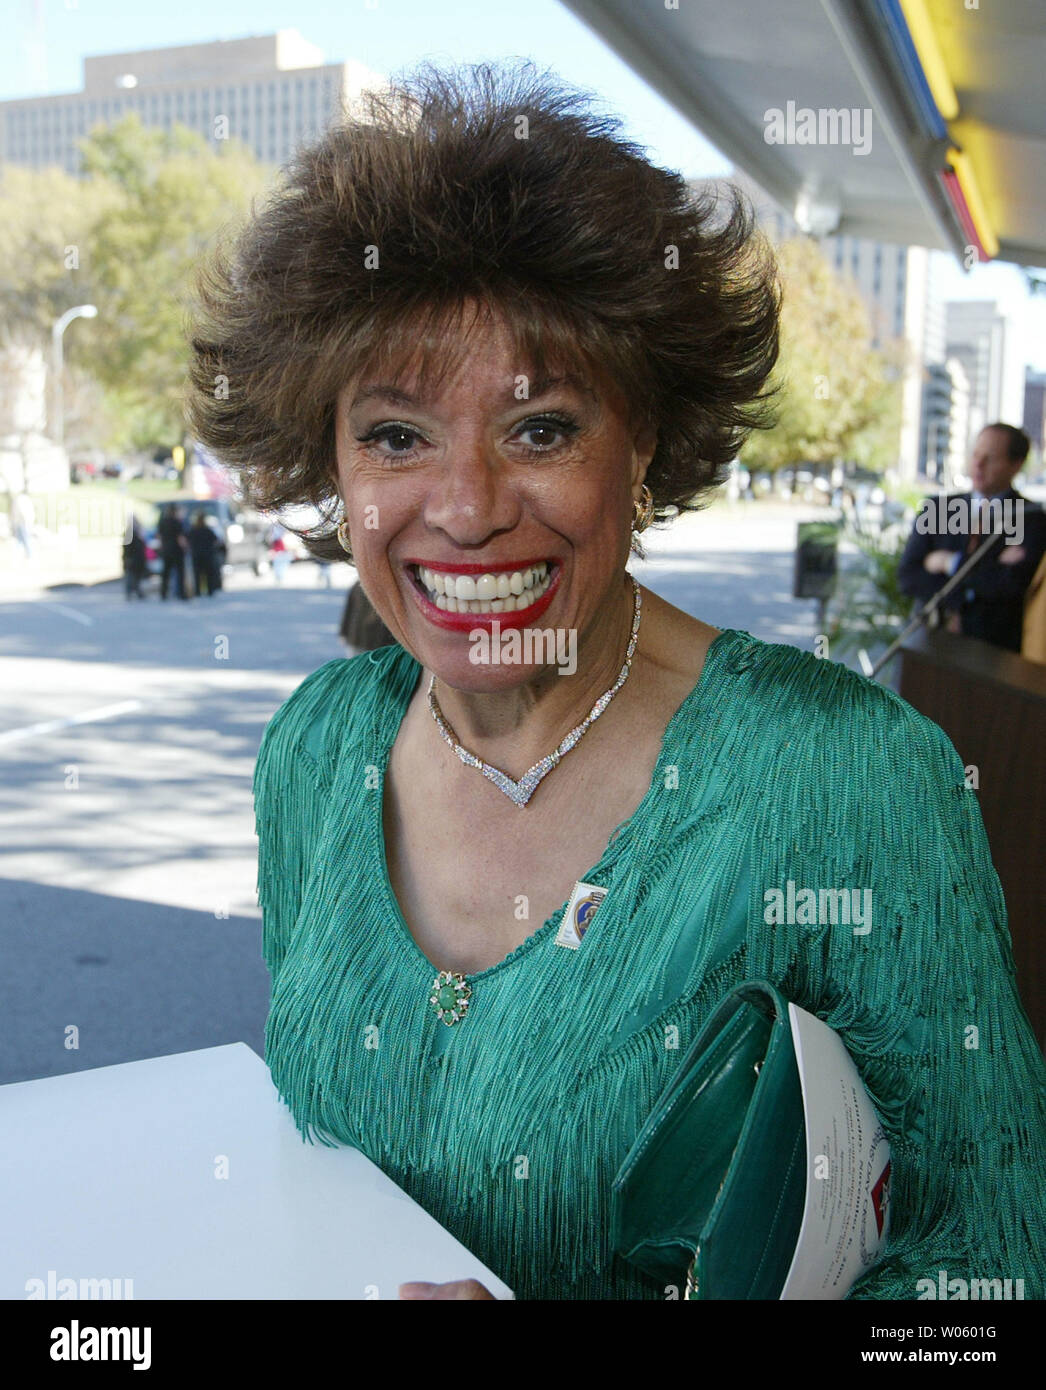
(921, 357, 970, 486)
(944, 300, 1025, 446)
(1023, 369, 1046, 463)
(0, 30, 385, 176)
(708, 169, 949, 481)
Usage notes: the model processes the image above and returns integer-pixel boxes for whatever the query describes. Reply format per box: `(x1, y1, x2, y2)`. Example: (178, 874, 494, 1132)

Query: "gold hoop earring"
(632, 484, 655, 533)
(336, 520, 353, 559)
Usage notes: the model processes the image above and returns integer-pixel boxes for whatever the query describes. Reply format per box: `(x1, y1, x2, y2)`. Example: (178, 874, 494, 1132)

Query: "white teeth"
(416, 563, 553, 613)
(415, 564, 553, 608)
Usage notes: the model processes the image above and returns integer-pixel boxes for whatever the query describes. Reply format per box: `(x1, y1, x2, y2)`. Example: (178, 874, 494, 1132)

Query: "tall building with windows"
(1023, 369, 1046, 463)
(706, 168, 950, 480)
(0, 30, 386, 175)
(921, 356, 970, 486)
(945, 301, 1026, 447)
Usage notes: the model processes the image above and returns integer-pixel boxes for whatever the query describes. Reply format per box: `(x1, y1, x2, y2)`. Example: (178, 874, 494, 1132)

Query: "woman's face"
(333, 311, 655, 691)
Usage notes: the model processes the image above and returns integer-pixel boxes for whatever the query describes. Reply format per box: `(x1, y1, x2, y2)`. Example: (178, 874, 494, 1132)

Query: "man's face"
(968, 429, 1021, 496)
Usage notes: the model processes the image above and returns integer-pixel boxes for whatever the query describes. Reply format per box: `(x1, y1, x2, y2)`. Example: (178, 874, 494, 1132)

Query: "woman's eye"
(357, 424, 422, 456)
(514, 417, 578, 452)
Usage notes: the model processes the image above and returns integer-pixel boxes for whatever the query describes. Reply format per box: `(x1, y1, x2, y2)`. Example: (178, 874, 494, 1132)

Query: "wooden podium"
(898, 628, 1046, 1051)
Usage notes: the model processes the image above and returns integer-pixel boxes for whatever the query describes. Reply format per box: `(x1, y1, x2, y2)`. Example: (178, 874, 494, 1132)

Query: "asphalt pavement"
(0, 502, 833, 1085)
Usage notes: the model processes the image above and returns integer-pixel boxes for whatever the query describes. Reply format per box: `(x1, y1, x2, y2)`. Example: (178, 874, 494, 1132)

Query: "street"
(0, 503, 832, 1085)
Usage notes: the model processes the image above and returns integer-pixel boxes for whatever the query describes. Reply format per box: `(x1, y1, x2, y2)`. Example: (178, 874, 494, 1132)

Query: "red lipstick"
(404, 561, 561, 631)
(402, 556, 555, 575)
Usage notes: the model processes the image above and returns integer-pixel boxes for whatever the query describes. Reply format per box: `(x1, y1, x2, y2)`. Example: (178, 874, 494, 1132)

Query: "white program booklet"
(0, 1043, 514, 1300)
(779, 1003, 892, 1299)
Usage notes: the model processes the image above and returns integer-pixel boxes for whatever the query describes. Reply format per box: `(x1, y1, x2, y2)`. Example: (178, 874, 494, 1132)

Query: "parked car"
(69, 450, 104, 484)
(144, 498, 273, 577)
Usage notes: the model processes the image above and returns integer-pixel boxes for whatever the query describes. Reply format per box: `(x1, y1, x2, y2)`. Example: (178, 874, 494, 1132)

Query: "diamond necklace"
(426, 574, 642, 808)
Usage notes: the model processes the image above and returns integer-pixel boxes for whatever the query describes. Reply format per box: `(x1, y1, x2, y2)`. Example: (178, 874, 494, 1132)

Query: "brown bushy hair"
(184, 60, 780, 561)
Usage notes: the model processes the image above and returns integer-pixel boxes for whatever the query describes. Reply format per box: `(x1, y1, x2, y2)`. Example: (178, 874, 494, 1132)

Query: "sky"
(3, 0, 1044, 370)
(1, 0, 729, 176)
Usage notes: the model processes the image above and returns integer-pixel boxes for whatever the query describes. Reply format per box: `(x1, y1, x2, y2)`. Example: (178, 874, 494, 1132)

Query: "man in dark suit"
(898, 423, 1046, 653)
(157, 504, 189, 601)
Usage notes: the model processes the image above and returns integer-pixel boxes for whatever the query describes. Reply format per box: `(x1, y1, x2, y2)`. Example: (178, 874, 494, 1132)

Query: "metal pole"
(51, 320, 64, 449)
(50, 306, 98, 450)
(867, 529, 1006, 679)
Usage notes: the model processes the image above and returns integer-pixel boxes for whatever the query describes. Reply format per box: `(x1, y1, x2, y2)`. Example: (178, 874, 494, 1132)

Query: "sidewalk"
(0, 535, 122, 599)
(633, 498, 836, 652)
(2, 497, 854, 661)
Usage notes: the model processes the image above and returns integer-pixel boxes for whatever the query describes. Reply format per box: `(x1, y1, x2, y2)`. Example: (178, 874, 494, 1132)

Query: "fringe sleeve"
(253, 659, 350, 981)
(788, 696, 1046, 1300)
(845, 710, 1046, 1300)
(737, 648, 1046, 1301)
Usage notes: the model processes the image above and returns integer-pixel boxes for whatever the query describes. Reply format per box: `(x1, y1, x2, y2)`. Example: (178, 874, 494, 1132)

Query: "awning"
(563, 0, 1046, 266)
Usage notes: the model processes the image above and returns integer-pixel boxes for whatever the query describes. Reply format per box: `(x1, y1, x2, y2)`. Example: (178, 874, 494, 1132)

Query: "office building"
(921, 356, 970, 485)
(708, 169, 948, 480)
(0, 30, 385, 176)
(944, 300, 1025, 446)
(1021, 368, 1046, 461)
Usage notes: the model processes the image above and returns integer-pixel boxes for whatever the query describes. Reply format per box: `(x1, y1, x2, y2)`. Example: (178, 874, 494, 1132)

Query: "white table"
(0, 1043, 513, 1299)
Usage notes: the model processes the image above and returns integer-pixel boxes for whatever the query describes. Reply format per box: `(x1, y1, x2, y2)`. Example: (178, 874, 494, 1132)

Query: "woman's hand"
(398, 1279, 496, 1300)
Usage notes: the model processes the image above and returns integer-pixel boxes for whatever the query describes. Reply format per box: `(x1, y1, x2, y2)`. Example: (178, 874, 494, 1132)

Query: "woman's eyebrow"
(527, 374, 596, 401)
(349, 375, 597, 410)
(349, 385, 418, 408)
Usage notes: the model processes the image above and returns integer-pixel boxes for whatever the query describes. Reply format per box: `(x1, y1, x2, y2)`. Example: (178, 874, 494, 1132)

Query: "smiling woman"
(183, 60, 1046, 1301)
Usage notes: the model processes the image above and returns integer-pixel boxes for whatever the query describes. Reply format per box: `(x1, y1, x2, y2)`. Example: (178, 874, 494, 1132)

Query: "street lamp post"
(51, 305, 98, 449)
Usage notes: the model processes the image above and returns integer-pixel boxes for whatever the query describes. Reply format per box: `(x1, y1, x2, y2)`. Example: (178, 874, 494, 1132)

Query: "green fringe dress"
(256, 627, 1046, 1300)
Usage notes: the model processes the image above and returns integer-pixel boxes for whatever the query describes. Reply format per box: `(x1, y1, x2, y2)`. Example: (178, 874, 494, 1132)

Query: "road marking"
(43, 603, 95, 627)
(0, 700, 142, 748)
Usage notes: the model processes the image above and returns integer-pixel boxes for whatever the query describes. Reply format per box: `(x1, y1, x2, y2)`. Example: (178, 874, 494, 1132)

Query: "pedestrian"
(10, 490, 35, 561)
(158, 504, 189, 600)
(188, 511, 222, 597)
(338, 580, 396, 654)
(122, 516, 148, 599)
(898, 423, 1046, 653)
(269, 524, 292, 584)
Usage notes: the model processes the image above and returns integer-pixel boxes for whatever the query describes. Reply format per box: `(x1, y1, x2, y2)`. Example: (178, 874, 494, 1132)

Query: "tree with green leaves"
(76, 115, 271, 451)
(0, 115, 270, 453)
(742, 235, 905, 478)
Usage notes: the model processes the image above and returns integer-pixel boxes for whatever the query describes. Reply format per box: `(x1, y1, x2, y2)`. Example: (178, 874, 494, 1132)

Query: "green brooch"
(429, 970, 471, 1026)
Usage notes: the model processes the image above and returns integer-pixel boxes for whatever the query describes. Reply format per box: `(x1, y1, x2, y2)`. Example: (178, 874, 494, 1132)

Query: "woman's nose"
(422, 441, 519, 543)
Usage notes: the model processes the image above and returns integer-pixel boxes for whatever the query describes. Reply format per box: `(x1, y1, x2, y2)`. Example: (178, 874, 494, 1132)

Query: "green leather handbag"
(611, 979, 891, 1300)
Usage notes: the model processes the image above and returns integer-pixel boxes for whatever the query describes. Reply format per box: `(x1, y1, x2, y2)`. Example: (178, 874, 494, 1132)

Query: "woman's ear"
(631, 419, 657, 489)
